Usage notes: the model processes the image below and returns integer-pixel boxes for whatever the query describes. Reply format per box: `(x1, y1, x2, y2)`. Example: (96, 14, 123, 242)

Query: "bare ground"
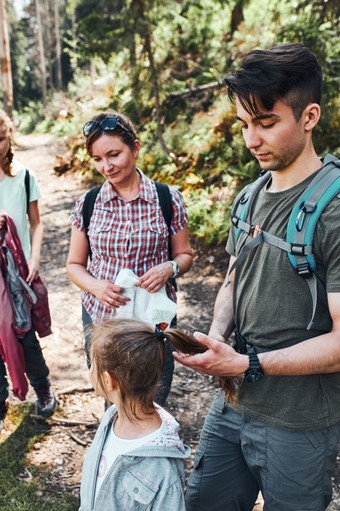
(1, 133, 339, 510)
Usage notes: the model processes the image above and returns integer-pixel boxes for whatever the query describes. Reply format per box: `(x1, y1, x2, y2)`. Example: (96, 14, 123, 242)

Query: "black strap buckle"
(231, 216, 239, 227)
(234, 331, 252, 354)
(296, 262, 313, 279)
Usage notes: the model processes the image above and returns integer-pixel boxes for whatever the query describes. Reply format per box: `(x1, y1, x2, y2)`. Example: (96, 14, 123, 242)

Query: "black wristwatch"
(169, 260, 179, 278)
(244, 348, 264, 383)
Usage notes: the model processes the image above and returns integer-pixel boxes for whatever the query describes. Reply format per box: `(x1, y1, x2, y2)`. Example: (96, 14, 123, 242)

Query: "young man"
(174, 43, 340, 511)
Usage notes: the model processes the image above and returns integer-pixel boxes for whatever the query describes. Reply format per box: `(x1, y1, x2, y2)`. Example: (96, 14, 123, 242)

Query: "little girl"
(79, 318, 192, 511)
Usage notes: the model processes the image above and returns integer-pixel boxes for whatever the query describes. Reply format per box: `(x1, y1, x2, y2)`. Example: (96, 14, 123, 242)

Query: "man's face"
(235, 98, 307, 172)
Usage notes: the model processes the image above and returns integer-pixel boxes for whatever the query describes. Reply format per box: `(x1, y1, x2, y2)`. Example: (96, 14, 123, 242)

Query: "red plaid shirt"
(70, 169, 188, 322)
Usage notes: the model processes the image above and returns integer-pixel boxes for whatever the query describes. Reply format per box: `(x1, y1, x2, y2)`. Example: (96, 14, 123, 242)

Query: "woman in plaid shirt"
(66, 111, 193, 405)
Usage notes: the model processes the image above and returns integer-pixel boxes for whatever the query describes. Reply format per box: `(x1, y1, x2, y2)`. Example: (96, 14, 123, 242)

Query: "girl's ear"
(104, 371, 118, 391)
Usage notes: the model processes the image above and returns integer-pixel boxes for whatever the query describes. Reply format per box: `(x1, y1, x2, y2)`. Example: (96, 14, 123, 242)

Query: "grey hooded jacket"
(79, 405, 191, 510)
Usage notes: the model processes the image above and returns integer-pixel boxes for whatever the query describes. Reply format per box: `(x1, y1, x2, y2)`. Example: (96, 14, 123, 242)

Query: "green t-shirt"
(226, 166, 340, 431)
(0, 162, 41, 260)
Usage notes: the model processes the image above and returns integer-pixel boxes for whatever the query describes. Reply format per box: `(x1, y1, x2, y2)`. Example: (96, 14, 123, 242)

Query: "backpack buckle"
(291, 243, 307, 256)
(232, 216, 239, 227)
(296, 203, 317, 231)
(296, 262, 313, 279)
(296, 205, 306, 232)
(239, 194, 249, 205)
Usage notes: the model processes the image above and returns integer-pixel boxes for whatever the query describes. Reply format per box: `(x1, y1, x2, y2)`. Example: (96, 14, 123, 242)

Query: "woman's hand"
(92, 279, 130, 308)
(66, 226, 130, 309)
(136, 262, 173, 293)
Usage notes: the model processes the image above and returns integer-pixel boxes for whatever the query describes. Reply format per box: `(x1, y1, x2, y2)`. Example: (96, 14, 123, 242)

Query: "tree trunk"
(128, 27, 141, 112)
(54, 0, 62, 90)
(136, 0, 174, 161)
(43, 0, 54, 91)
(70, 3, 77, 72)
(143, 32, 173, 159)
(0, 0, 13, 116)
(34, 0, 47, 108)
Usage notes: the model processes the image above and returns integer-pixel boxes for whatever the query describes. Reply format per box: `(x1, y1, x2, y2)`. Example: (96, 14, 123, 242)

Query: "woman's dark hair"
(85, 111, 137, 156)
(91, 318, 238, 421)
(223, 43, 322, 120)
(0, 109, 14, 176)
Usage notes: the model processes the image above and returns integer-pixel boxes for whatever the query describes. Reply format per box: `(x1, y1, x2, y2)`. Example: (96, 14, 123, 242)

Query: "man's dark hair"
(223, 43, 322, 120)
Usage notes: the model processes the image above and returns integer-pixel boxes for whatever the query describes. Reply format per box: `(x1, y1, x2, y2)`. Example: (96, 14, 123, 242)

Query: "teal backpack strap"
(226, 171, 271, 284)
(227, 155, 340, 330)
(232, 171, 271, 241)
(286, 154, 340, 329)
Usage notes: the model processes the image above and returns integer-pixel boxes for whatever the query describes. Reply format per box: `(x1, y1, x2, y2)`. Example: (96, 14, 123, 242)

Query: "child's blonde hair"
(0, 110, 14, 176)
(91, 318, 238, 420)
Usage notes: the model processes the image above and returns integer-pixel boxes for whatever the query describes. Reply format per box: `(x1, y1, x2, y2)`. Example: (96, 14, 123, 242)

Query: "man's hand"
(173, 331, 248, 377)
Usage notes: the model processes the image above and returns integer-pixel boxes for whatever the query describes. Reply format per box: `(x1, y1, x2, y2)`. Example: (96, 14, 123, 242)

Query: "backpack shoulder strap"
(25, 169, 30, 214)
(154, 181, 173, 231)
(82, 185, 102, 259)
(232, 171, 271, 241)
(227, 156, 340, 330)
(286, 154, 340, 329)
(287, 154, 340, 273)
(154, 181, 177, 290)
(83, 185, 102, 232)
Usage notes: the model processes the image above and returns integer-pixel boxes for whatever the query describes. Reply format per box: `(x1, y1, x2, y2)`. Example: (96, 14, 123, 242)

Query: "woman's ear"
(303, 103, 321, 132)
(133, 139, 141, 159)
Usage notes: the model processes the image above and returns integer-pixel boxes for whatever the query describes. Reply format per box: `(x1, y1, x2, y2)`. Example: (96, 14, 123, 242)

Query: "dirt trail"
(3, 133, 339, 509)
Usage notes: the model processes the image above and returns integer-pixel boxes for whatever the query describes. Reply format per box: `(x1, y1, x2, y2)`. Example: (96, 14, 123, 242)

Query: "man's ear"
(303, 103, 321, 132)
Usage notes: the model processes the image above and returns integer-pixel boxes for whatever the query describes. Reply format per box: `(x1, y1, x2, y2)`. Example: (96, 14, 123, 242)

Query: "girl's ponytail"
(163, 328, 240, 406)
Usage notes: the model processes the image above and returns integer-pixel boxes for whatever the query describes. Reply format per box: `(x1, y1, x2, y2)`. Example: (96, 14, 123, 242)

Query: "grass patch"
(0, 403, 79, 511)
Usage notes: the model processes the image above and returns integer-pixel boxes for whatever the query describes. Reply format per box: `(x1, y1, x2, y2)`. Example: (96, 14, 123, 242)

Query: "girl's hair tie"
(155, 322, 168, 341)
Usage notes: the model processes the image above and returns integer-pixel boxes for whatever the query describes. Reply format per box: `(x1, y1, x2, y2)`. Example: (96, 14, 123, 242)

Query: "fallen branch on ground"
(69, 432, 88, 446)
(55, 385, 94, 396)
(30, 414, 98, 427)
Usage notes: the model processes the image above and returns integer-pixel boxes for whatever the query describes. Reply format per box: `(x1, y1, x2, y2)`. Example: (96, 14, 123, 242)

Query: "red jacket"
(0, 215, 52, 400)
(0, 214, 52, 338)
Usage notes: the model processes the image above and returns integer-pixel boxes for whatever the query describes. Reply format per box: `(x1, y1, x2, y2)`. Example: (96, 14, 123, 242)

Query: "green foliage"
(185, 187, 232, 243)
(0, 403, 78, 510)
(274, 4, 340, 155)
(15, 102, 45, 134)
(6, 0, 340, 245)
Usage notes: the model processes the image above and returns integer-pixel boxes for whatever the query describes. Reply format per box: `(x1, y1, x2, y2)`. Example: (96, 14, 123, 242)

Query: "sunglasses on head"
(83, 116, 133, 137)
